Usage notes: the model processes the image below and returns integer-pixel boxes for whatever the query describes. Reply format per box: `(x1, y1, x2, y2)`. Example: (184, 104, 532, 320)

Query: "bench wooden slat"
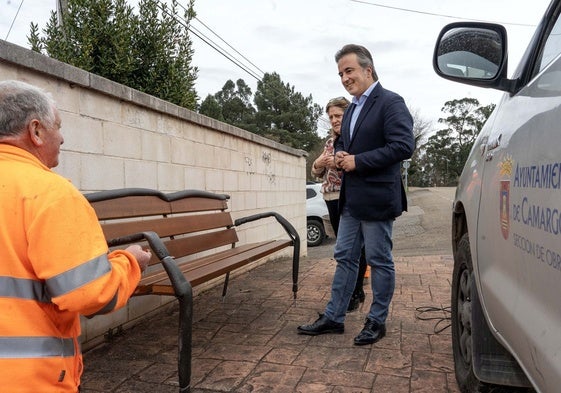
(169, 197, 229, 214)
(134, 240, 292, 295)
(104, 223, 240, 267)
(92, 195, 229, 220)
(163, 228, 239, 259)
(135, 228, 240, 267)
(135, 242, 269, 291)
(92, 195, 172, 219)
(185, 240, 291, 286)
(100, 212, 234, 241)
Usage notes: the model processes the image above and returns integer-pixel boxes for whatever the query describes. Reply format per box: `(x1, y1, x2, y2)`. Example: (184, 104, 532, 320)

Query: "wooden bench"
(84, 188, 300, 393)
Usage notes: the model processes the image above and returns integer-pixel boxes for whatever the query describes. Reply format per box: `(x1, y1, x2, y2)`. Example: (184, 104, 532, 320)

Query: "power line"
(160, 1, 332, 133)
(5, 0, 25, 41)
(157, 4, 263, 83)
(174, 2, 265, 81)
(190, 23, 263, 81)
(194, 16, 266, 77)
(350, 0, 536, 27)
(188, 15, 331, 125)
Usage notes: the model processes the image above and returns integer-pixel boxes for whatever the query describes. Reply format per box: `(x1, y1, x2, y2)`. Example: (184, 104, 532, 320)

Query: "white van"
(433, 1, 561, 392)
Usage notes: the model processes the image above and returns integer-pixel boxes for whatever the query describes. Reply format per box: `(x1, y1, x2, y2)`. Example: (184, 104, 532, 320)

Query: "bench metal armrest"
(107, 231, 192, 392)
(108, 231, 191, 298)
(234, 212, 300, 298)
(234, 212, 299, 242)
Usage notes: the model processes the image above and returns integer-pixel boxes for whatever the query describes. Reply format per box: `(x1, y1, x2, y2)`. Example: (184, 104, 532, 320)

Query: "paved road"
(314, 187, 456, 258)
(393, 187, 455, 257)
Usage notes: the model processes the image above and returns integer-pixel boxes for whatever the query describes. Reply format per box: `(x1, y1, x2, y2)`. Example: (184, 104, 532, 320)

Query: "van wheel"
(452, 233, 487, 393)
(452, 234, 535, 393)
(307, 218, 325, 247)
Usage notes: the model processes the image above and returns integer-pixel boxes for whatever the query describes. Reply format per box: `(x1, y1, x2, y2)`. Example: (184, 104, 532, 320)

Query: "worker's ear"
(28, 119, 44, 146)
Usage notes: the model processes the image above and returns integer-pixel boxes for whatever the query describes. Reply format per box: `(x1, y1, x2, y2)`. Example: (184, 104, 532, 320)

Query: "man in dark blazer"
(298, 44, 415, 345)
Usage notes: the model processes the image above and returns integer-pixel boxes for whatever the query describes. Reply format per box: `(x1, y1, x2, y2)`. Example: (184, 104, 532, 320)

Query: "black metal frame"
(234, 212, 300, 298)
(108, 231, 193, 393)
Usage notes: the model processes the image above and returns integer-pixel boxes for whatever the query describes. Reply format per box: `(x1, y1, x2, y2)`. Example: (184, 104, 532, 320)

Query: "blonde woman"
(311, 96, 366, 312)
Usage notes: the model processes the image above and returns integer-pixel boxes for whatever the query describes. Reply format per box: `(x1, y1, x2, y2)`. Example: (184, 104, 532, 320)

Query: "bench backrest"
(85, 188, 236, 267)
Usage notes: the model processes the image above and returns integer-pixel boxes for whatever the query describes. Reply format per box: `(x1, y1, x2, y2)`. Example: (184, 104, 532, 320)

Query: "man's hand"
(125, 244, 151, 272)
(335, 151, 356, 172)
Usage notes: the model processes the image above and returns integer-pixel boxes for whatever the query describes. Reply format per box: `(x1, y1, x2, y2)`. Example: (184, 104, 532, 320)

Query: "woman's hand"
(318, 151, 336, 169)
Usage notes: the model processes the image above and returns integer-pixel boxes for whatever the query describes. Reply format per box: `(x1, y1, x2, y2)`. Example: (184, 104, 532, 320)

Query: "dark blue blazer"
(335, 83, 415, 221)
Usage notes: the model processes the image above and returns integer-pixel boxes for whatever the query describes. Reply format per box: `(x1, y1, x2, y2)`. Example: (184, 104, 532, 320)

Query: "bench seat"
(136, 239, 293, 295)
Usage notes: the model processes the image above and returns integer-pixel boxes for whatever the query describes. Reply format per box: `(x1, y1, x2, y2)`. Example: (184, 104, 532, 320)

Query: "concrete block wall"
(0, 40, 307, 349)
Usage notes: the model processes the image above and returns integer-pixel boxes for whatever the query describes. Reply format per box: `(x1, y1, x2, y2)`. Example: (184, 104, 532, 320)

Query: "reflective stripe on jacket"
(0, 145, 141, 392)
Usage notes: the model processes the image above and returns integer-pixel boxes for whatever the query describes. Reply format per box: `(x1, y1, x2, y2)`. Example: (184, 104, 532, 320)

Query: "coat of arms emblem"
(499, 156, 513, 240)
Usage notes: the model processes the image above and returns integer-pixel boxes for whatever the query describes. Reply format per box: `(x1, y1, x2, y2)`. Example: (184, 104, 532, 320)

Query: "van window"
(537, 11, 561, 74)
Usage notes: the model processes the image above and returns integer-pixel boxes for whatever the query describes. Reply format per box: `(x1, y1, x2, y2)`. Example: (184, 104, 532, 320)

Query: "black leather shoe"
(354, 318, 386, 345)
(297, 314, 344, 335)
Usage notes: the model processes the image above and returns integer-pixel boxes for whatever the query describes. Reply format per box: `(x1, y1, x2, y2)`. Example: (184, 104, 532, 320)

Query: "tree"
(418, 98, 496, 186)
(199, 73, 323, 153)
(28, 0, 198, 110)
(199, 94, 224, 122)
(439, 98, 481, 163)
(200, 79, 257, 132)
(424, 129, 458, 186)
(407, 108, 434, 187)
(253, 72, 322, 151)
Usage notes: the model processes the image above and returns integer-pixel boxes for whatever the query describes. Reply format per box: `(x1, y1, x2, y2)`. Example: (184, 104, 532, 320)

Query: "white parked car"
(434, 1, 561, 392)
(306, 183, 329, 247)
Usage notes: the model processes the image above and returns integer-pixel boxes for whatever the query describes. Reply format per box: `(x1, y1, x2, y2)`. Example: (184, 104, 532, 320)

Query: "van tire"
(452, 233, 489, 393)
(452, 234, 536, 393)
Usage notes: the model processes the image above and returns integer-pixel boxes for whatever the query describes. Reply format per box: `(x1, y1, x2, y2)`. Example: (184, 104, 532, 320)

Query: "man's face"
(337, 53, 373, 98)
(36, 107, 64, 168)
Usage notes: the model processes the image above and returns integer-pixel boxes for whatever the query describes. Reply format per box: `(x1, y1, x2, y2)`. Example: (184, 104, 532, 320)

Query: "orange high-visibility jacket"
(0, 145, 141, 392)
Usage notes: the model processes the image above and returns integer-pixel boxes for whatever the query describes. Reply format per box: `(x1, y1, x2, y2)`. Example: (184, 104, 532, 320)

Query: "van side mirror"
(433, 22, 511, 92)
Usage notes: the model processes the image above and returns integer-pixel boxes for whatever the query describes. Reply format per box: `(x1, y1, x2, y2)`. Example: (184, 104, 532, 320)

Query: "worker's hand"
(125, 244, 151, 272)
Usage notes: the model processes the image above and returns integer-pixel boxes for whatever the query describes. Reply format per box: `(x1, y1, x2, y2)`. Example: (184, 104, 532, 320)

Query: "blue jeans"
(324, 206, 394, 324)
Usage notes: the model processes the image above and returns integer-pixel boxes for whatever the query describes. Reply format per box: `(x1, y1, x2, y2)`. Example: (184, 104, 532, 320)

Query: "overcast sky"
(0, 0, 553, 135)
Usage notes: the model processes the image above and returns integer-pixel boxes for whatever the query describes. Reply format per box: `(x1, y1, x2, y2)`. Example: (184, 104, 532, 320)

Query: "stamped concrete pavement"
(81, 187, 460, 392)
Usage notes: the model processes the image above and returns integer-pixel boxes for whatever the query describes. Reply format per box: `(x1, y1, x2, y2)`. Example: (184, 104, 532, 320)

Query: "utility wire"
(189, 23, 263, 81)
(5, 0, 25, 41)
(175, 1, 265, 80)
(350, 0, 536, 27)
(188, 18, 332, 129)
(157, 3, 263, 82)
(161, 1, 333, 133)
(194, 16, 266, 77)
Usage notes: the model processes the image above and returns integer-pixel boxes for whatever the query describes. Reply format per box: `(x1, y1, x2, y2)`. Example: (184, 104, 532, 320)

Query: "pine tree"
(28, 0, 198, 110)
(253, 72, 322, 151)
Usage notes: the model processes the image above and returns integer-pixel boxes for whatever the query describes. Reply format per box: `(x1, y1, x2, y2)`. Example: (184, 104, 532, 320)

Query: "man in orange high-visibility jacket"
(0, 80, 152, 392)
